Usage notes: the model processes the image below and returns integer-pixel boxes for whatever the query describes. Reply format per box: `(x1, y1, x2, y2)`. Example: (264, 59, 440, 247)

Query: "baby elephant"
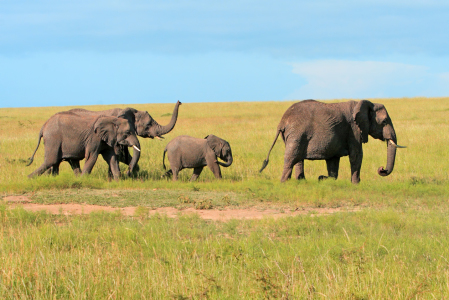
(163, 135, 233, 181)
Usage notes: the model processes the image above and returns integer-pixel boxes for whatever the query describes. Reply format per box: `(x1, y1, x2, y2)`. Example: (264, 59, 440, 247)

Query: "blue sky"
(1, 0, 448, 107)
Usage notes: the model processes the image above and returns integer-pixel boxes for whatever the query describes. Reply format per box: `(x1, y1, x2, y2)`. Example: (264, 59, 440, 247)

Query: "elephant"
(65, 100, 182, 176)
(162, 135, 233, 181)
(27, 111, 141, 180)
(260, 100, 405, 183)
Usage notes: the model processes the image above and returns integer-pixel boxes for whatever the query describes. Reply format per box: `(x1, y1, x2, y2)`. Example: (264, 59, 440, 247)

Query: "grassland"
(0, 97, 448, 298)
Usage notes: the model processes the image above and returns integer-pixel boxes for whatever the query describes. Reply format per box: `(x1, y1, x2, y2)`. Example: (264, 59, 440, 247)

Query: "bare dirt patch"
(3, 195, 359, 221)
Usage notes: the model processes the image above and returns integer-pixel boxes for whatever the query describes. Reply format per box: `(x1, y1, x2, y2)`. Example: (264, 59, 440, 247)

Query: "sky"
(1, 0, 449, 108)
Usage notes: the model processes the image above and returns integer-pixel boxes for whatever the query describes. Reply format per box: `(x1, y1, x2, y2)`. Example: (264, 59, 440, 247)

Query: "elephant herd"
(27, 99, 405, 183)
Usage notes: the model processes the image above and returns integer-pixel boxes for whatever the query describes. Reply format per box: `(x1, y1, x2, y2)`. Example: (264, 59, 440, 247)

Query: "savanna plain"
(0, 97, 448, 299)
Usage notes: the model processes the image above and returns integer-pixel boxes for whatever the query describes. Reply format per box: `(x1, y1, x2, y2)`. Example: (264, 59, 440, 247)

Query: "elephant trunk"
(218, 153, 233, 167)
(377, 139, 397, 177)
(150, 101, 181, 138)
(126, 136, 141, 175)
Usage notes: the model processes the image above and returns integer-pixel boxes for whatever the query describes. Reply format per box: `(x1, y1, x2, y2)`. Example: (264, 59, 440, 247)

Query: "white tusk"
(155, 136, 164, 141)
(133, 145, 141, 152)
(389, 140, 407, 148)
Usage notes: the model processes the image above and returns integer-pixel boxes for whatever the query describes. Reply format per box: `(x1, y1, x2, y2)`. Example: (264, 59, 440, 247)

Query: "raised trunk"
(217, 153, 233, 167)
(151, 101, 182, 138)
(377, 140, 397, 176)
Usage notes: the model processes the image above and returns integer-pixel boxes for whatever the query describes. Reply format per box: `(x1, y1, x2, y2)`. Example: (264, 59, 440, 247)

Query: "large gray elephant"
(27, 111, 141, 180)
(163, 135, 233, 181)
(260, 100, 405, 183)
(66, 100, 182, 175)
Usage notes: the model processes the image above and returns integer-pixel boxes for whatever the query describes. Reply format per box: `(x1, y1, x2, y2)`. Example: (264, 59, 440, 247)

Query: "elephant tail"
(259, 129, 281, 173)
(27, 128, 44, 166)
(162, 148, 167, 170)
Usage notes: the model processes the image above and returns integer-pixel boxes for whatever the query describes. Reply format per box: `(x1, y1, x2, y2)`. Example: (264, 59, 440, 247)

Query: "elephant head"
(94, 116, 141, 152)
(133, 100, 182, 139)
(115, 101, 181, 174)
(353, 100, 405, 177)
(205, 135, 233, 167)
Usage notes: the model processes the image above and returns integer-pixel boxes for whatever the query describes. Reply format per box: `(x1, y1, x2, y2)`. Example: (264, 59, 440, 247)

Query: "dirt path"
(3, 195, 358, 221)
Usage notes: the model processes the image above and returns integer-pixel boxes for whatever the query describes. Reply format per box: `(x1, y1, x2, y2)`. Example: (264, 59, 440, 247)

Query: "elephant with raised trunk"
(163, 135, 233, 181)
(260, 100, 405, 183)
(67, 100, 181, 175)
(27, 111, 141, 181)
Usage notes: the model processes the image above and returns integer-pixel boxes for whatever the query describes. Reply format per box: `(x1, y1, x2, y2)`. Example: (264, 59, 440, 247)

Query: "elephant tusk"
(155, 136, 165, 141)
(389, 140, 407, 148)
(133, 145, 141, 152)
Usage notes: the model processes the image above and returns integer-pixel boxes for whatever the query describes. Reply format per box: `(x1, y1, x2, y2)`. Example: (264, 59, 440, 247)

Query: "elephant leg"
(68, 160, 82, 176)
(29, 164, 51, 178)
(171, 167, 180, 181)
(207, 163, 222, 179)
(119, 146, 139, 176)
(281, 143, 302, 182)
(190, 167, 204, 181)
(327, 157, 340, 178)
(109, 156, 120, 181)
(101, 150, 120, 181)
(30, 163, 54, 178)
(51, 162, 61, 176)
(319, 157, 340, 181)
(81, 153, 99, 176)
(28, 152, 61, 178)
(349, 151, 363, 184)
(294, 160, 305, 180)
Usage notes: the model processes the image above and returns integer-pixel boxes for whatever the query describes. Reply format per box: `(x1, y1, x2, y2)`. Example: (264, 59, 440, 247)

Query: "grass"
(0, 97, 449, 298)
(0, 205, 449, 298)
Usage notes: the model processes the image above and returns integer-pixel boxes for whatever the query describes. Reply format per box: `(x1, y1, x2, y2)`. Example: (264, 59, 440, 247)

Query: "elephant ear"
(94, 116, 119, 147)
(205, 135, 223, 157)
(352, 100, 374, 144)
(117, 108, 137, 132)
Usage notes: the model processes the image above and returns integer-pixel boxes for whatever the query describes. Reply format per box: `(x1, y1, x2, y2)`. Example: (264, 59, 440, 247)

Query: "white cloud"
(287, 60, 449, 99)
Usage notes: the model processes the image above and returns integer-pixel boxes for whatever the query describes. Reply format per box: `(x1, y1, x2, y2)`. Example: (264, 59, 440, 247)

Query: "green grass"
(1, 97, 449, 298)
(0, 205, 449, 298)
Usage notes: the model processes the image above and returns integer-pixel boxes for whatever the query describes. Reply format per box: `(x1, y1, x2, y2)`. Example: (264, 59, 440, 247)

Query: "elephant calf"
(163, 135, 233, 181)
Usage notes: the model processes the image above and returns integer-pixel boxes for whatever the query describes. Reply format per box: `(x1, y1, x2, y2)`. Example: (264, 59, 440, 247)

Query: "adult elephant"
(27, 111, 141, 181)
(260, 100, 405, 183)
(67, 100, 181, 175)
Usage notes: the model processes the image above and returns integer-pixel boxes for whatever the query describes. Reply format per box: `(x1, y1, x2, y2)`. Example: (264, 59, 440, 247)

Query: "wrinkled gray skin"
(27, 111, 140, 181)
(66, 100, 181, 176)
(260, 100, 405, 183)
(163, 135, 233, 181)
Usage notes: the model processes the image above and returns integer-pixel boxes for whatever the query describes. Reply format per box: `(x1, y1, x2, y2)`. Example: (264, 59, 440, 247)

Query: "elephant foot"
(318, 175, 336, 181)
(126, 165, 140, 177)
(162, 170, 173, 179)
